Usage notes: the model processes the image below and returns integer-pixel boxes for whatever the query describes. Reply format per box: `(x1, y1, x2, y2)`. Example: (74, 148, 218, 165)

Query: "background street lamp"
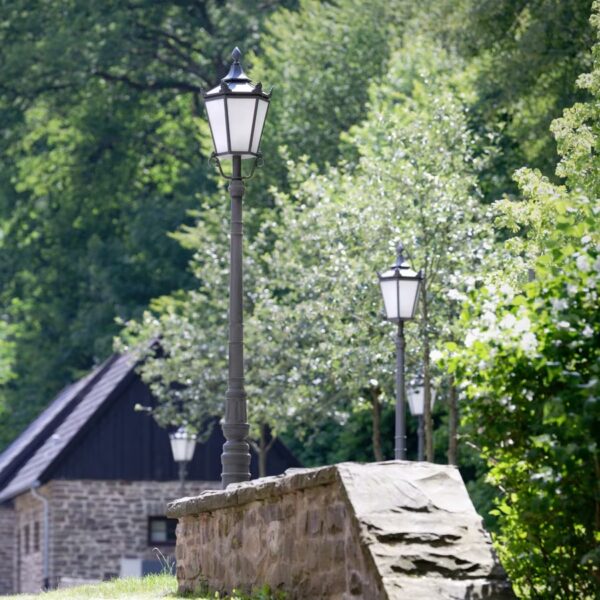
(203, 48, 271, 488)
(169, 426, 197, 494)
(407, 373, 437, 462)
(378, 242, 423, 460)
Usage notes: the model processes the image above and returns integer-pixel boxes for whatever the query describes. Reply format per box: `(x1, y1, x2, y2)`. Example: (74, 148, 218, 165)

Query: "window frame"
(23, 524, 30, 555)
(147, 516, 177, 546)
(33, 521, 40, 553)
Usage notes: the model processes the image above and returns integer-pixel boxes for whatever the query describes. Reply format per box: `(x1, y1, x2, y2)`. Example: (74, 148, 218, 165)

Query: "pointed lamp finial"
(222, 47, 249, 83)
(394, 242, 406, 268)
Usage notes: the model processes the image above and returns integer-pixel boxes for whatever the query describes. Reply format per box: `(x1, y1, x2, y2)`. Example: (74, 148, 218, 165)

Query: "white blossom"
(576, 255, 591, 272)
(447, 288, 466, 301)
(482, 311, 497, 327)
(515, 317, 531, 333)
(464, 276, 476, 291)
(582, 324, 594, 338)
(430, 349, 444, 363)
(551, 298, 568, 312)
(465, 331, 476, 348)
(499, 313, 517, 329)
(520, 332, 538, 353)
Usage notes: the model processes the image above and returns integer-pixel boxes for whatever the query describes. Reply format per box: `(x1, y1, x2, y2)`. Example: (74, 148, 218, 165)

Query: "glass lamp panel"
(407, 386, 425, 416)
(226, 97, 257, 154)
(379, 274, 399, 321)
(205, 98, 228, 155)
(170, 436, 196, 462)
(170, 437, 187, 462)
(397, 278, 420, 319)
(408, 387, 436, 415)
(250, 99, 269, 154)
(182, 438, 197, 461)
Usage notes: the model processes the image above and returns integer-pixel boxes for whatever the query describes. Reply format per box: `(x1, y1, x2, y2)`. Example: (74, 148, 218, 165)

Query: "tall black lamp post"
(169, 426, 197, 494)
(407, 373, 436, 462)
(378, 243, 422, 460)
(203, 48, 271, 488)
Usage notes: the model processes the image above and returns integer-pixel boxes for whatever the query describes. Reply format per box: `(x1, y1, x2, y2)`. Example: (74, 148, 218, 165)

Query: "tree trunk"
(422, 279, 434, 462)
(258, 425, 267, 478)
(371, 387, 384, 462)
(250, 423, 276, 478)
(448, 377, 458, 465)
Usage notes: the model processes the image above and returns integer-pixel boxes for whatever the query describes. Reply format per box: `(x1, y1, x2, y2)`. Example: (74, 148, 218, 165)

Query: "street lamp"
(203, 48, 271, 488)
(378, 242, 423, 460)
(169, 426, 197, 494)
(407, 373, 436, 462)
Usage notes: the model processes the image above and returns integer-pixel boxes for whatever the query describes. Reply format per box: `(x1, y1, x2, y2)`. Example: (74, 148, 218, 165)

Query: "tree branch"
(92, 70, 201, 94)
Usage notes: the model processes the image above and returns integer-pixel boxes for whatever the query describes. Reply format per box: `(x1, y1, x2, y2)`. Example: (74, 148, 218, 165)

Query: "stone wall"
(174, 473, 382, 598)
(168, 462, 516, 600)
(0, 504, 15, 595)
(10, 479, 217, 593)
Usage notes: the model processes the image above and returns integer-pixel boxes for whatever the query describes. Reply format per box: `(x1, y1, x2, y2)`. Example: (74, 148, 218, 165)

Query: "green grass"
(2, 575, 178, 600)
(3, 575, 284, 599)
(4, 574, 178, 599)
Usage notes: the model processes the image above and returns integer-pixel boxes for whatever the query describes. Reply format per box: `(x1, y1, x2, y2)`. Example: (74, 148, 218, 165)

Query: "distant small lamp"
(407, 373, 436, 462)
(378, 244, 422, 323)
(378, 242, 423, 460)
(169, 426, 197, 494)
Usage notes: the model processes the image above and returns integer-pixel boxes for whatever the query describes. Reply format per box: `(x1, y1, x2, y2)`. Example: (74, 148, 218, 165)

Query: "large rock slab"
(168, 461, 514, 599)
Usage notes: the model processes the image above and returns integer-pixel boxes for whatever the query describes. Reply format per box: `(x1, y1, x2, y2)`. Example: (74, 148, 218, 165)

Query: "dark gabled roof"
(0, 353, 136, 502)
(0, 356, 115, 491)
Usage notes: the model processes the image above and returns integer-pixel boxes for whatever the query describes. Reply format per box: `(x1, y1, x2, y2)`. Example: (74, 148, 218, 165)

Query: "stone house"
(0, 352, 299, 595)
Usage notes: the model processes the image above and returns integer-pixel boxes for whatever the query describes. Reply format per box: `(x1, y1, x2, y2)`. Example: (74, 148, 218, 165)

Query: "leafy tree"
(251, 0, 414, 176)
(0, 1, 293, 107)
(446, 5, 600, 594)
(0, 89, 205, 446)
(0, 1, 290, 449)
(448, 245, 599, 597)
(0, 320, 15, 387)
(451, 0, 595, 197)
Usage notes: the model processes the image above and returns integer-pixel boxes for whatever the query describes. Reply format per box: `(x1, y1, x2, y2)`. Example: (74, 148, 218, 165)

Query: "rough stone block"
(167, 462, 515, 599)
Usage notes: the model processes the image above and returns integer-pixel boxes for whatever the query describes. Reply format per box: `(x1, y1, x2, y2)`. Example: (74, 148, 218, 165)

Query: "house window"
(148, 517, 177, 545)
(33, 522, 40, 552)
(23, 524, 30, 555)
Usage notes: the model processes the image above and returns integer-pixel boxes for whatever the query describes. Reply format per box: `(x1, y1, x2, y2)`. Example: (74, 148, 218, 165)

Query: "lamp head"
(169, 425, 197, 463)
(377, 241, 423, 322)
(203, 48, 271, 162)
